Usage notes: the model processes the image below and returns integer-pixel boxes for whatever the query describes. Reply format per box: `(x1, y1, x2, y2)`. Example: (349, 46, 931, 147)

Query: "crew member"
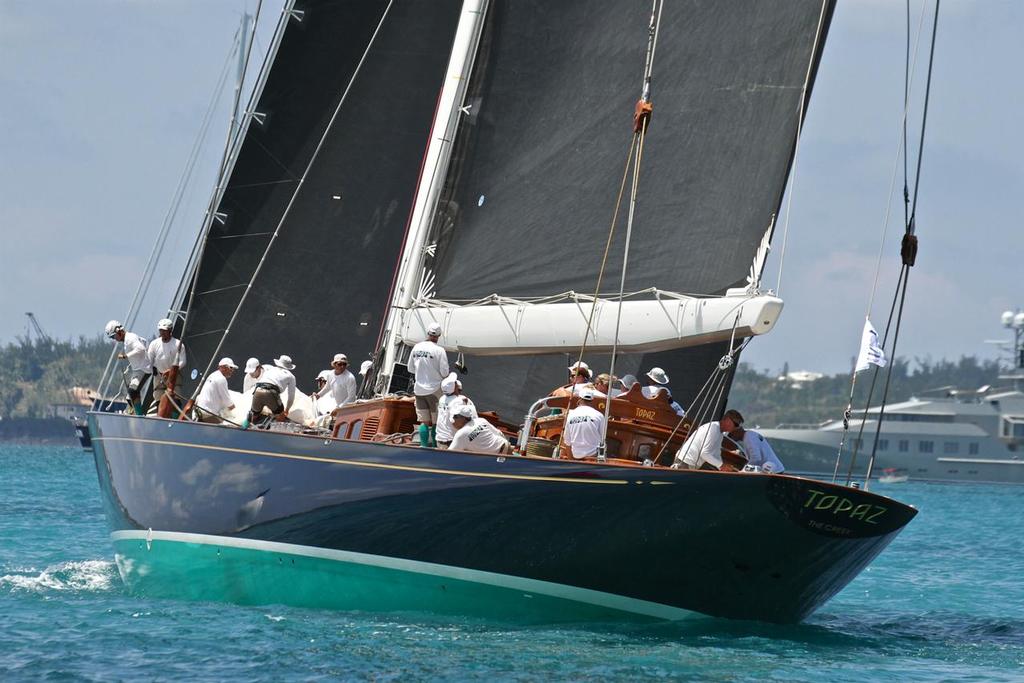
(642, 367, 685, 416)
(244, 354, 296, 429)
(593, 373, 618, 398)
(315, 353, 357, 409)
(311, 370, 331, 419)
(552, 361, 595, 397)
(409, 322, 449, 447)
(562, 388, 606, 459)
(195, 357, 237, 424)
(242, 357, 272, 394)
(449, 405, 510, 454)
(105, 320, 149, 415)
(147, 318, 186, 419)
(729, 424, 786, 473)
(436, 373, 476, 449)
(673, 409, 744, 471)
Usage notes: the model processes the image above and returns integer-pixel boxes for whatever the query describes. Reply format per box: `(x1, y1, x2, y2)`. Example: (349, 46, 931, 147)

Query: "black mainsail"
(422, 0, 835, 419)
(179, 0, 461, 394)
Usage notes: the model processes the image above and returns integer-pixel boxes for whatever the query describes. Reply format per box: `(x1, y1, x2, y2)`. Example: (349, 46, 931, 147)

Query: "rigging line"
(865, 1, 927, 317)
(866, 0, 940, 488)
(845, 264, 905, 486)
(669, 367, 729, 471)
(651, 366, 718, 466)
(217, 0, 265, 183)
(834, 1, 928, 482)
(649, 316, 750, 467)
(169, 0, 292, 325)
(903, 0, 912, 239)
(602, 116, 650, 449)
(180, 0, 266, 345)
(598, 0, 663, 456)
(554, 0, 661, 457)
(907, 0, 940, 232)
(96, 34, 240, 398)
(190, 1, 397, 400)
(866, 272, 911, 488)
(773, 0, 830, 296)
(551, 133, 637, 457)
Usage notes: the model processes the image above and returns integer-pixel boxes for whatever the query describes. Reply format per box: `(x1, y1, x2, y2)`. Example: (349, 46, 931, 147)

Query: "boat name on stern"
(765, 480, 901, 539)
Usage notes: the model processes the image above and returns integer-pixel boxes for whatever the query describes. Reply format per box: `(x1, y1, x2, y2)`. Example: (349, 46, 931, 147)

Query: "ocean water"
(1, 445, 1022, 682)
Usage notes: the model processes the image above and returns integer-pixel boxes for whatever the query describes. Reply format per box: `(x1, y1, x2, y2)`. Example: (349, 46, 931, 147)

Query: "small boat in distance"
(878, 468, 910, 484)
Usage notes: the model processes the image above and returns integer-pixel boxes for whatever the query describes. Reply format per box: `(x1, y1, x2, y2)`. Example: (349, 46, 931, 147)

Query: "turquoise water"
(2, 445, 1022, 681)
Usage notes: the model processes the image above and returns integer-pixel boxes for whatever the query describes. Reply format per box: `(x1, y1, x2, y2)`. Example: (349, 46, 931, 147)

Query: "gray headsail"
(424, 0, 835, 419)
(178, 0, 462, 393)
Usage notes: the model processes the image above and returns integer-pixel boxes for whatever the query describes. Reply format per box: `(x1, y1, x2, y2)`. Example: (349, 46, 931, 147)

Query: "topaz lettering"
(803, 489, 887, 525)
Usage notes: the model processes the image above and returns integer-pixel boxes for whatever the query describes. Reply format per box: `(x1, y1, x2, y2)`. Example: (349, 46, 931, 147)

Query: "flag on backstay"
(855, 318, 887, 373)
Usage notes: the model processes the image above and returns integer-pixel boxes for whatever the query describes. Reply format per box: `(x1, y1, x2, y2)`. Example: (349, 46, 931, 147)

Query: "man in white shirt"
(674, 409, 744, 471)
(242, 358, 273, 394)
(244, 354, 297, 429)
(409, 322, 449, 447)
(146, 318, 186, 418)
(315, 353, 357, 409)
(436, 373, 477, 449)
(195, 358, 238, 424)
(105, 320, 149, 415)
(642, 367, 685, 416)
(562, 388, 607, 459)
(729, 426, 786, 474)
(448, 405, 510, 455)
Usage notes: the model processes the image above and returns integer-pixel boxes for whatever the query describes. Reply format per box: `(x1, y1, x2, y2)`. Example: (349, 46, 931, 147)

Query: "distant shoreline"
(0, 418, 78, 445)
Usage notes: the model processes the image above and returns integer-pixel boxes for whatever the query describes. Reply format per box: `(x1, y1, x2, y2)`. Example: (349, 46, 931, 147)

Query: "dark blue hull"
(89, 412, 916, 623)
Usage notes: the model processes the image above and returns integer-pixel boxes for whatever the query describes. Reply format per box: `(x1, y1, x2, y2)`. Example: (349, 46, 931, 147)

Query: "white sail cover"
(399, 293, 783, 355)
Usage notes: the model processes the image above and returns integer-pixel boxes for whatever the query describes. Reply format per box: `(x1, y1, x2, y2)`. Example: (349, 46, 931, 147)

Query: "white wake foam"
(0, 559, 119, 593)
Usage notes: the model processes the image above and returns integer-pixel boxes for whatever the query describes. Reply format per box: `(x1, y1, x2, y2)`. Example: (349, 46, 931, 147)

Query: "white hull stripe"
(111, 530, 696, 621)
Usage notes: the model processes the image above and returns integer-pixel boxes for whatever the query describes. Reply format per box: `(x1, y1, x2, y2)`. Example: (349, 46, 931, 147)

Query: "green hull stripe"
(111, 530, 696, 622)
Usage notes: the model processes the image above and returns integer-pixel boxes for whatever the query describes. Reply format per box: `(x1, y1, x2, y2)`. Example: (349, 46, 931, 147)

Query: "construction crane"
(25, 312, 50, 343)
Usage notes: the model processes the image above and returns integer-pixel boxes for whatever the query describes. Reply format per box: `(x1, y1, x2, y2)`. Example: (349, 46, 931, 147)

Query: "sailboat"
(88, 0, 917, 623)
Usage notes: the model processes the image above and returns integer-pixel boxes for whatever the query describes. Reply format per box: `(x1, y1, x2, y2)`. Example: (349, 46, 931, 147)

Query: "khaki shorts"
(196, 410, 223, 425)
(415, 391, 441, 423)
(252, 387, 284, 416)
(153, 373, 172, 402)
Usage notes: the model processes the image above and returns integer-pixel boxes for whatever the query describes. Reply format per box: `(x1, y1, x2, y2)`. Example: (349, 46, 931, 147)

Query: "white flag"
(855, 318, 887, 373)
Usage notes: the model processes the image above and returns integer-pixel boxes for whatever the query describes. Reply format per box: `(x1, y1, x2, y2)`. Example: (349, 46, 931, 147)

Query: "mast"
(375, 0, 491, 395)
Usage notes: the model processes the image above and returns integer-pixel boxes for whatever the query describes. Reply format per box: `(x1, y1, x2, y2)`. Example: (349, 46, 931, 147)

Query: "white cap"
(274, 355, 296, 370)
(359, 360, 373, 376)
(647, 367, 669, 385)
(157, 318, 173, 331)
(427, 322, 443, 337)
(620, 374, 639, 389)
(568, 360, 590, 373)
(244, 357, 260, 373)
(441, 372, 460, 395)
(454, 405, 475, 420)
(104, 320, 122, 338)
(578, 388, 595, 400)
(316, 370, 332, 382)
(332, 353, 348, 365)
(218, 357, 238, 369)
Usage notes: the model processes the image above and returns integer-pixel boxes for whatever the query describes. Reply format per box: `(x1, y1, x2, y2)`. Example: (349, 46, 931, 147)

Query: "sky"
(1, 1, 1021, 376)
